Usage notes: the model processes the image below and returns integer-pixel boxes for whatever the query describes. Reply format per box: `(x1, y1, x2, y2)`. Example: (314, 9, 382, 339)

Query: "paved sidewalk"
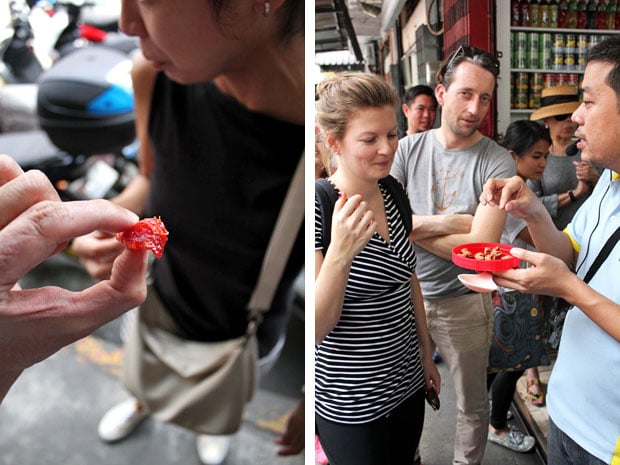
(416, 361, 545, 465)
(0, 255, 306, 465)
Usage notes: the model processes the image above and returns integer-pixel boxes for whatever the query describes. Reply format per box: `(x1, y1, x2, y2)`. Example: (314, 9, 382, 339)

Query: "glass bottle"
(607, 0, 617, 29)
(550, 0, 560, 27)
(597, 0, 608, 29)
(567, 0, 578, 27)
(512, 0, 522, 25)
(558, 0, 569, 27)
(576, 0, 588, 27)
(530, 0, 541, 26)
(521, 0, 531, 27)
(586, 0, 598, 28)
(540, 0, 551, 26)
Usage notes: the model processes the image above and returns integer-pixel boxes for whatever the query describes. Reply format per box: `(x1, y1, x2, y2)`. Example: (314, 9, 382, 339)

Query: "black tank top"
(147, 73, 304, 353)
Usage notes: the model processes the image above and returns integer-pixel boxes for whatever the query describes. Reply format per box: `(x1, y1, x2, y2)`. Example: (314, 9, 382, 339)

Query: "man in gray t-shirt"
(391, 46, 515, 465)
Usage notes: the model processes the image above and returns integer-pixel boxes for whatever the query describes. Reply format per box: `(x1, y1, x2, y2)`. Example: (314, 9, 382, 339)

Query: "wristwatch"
(568, 190, 577, 203)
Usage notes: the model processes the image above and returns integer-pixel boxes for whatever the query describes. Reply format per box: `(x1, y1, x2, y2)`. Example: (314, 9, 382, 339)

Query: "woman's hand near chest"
(329, 193, 377, 260)
(315, 193, 376, 344)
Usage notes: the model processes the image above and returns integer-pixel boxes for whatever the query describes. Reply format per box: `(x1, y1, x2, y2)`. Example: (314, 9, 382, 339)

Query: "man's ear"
(402, 103, 410, 118)
(435, 84, 446, 106)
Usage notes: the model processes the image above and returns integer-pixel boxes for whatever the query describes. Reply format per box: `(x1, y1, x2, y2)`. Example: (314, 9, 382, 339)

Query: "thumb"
(333, 191, 347, 213)
(508, 247, 536, 267)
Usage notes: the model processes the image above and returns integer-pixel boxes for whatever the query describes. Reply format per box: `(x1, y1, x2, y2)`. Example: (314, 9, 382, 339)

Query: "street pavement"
(0, 254, 306, 465)
(1, 253, 546, 465)
(414, 360, 545, 465)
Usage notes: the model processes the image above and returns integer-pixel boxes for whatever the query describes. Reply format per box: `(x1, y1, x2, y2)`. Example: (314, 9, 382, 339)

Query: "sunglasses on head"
(446, 45, 500, 76)
(553, 114, 572, 121)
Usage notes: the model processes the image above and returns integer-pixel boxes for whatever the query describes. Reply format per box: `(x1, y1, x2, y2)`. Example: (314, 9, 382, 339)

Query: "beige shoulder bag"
(123, 153, 305, 435)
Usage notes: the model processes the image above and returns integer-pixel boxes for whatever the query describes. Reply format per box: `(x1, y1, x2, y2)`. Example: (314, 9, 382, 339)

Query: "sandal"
(526, 377, 545, 406)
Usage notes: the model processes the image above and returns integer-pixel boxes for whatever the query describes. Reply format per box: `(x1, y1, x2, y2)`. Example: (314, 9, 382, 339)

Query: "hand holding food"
(0, 153, 148, 402)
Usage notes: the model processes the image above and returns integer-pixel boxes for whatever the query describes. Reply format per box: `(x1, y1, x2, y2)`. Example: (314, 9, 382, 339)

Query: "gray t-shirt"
(501, 215, 529, 250)
(391, 129, 515, 299)
(526, 152, 592, 231)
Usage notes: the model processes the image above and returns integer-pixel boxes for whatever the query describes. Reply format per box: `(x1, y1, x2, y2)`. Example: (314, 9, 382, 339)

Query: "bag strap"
(315, 178, 339, 255)
(381, 175, 413, 235)
(582, 225, 620, 284)
(315, 175, 412, 256)
(247, 151, 305, 319)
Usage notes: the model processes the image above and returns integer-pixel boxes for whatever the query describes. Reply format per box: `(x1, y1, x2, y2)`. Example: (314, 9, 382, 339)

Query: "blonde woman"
(315, 72, 440, 465)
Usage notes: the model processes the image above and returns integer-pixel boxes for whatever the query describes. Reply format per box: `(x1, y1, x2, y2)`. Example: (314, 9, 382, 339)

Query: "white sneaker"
(196, 434, 232, 465)
(488, 426, 536, 453)
(98, 398, 148, 443)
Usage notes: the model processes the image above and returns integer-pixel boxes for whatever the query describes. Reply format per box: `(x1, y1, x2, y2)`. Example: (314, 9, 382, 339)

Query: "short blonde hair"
(315, 72, 399, 141)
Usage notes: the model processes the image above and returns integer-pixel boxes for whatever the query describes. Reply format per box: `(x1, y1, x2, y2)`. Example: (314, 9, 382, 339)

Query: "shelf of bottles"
(510, 0, 619, 111)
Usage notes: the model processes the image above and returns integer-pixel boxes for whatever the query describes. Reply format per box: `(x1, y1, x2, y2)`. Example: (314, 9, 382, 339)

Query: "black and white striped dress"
(315, 181, 425, 424)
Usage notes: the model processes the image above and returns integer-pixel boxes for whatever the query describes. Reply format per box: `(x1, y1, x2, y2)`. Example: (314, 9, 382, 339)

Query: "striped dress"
(315, 180, 425, 424)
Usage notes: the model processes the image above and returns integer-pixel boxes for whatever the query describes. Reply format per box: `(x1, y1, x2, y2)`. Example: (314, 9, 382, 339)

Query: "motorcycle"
(1, 0, 137, 85)
(51, 0, 138, 58)
(0, 0, 44, 84)
(0, 46, 138, 200)
(0, 0, 139, 201)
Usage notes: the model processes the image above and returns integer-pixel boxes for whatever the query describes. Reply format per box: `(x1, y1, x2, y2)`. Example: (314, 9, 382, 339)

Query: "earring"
(264, 0, 271, 17)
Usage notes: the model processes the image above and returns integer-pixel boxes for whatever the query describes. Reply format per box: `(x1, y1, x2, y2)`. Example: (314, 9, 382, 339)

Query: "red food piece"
(116, 217, 169, 258)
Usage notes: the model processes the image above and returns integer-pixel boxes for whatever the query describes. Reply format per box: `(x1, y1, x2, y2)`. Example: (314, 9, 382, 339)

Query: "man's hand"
(492, 248, 577, 298)
(0, 154, 148, 402)
(479, 175, 544, 219)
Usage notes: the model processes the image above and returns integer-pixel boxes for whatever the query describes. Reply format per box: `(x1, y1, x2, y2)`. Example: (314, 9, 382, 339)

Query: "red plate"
(452, 242, 520, 272)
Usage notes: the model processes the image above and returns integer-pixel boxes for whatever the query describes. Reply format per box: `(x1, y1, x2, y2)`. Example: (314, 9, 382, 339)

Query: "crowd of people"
(315, 35, 620, 465)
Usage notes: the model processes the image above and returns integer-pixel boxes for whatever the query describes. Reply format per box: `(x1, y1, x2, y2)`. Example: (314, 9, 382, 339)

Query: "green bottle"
(567, 0, 578, 28)
(607, 0, 618, 29)
(586, 0, 597, 29)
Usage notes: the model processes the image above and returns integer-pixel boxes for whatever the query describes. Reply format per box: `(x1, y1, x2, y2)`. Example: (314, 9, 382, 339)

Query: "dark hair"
(316, 72, 399, 141)
(586, 35, 620, 106)
(403, 85, 437, 106)
(436, 45, 500, 89)
(501, 120, 551, 157)
(212, 0, 303, 42)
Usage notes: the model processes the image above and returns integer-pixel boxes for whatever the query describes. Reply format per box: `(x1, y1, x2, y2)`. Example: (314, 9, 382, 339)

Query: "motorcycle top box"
(37, 46, 135, 155)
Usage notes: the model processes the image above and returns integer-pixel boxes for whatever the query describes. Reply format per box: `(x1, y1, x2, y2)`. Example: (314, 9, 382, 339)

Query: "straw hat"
(529, 85, 580, 121)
